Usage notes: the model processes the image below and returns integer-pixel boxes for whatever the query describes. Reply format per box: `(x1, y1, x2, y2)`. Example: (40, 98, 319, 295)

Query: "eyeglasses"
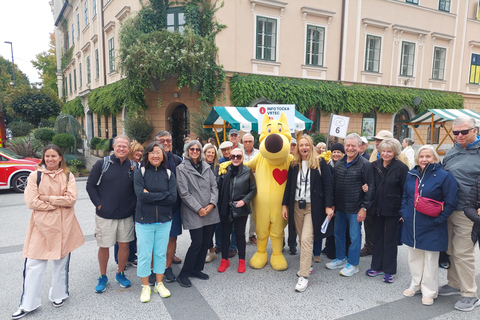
(231, 154, 243, 160)
(157, 139, 172, 144)
(189, 148, 201, 152)
(452, 128, 474, 136)
(243, 140, 253, 143)
(148, 152, 163, 156)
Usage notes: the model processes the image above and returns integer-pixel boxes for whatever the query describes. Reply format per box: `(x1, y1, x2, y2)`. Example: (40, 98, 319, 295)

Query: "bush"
(34, 128, 56, 145)
(64, 154, 86, 169)
(123, 114, 154, 144)
(8, 121, 35, 138)
(99, 139, 110, 151)
(38, 119, 55, 128)
(89, 137, 102, 149)
(6, 136, 43, 158)
(52, 133, 75, 151)
(310, 133, 327, 145)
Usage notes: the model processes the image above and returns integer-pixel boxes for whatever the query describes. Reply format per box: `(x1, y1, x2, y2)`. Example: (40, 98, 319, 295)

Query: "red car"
(0, 147, 41, 193)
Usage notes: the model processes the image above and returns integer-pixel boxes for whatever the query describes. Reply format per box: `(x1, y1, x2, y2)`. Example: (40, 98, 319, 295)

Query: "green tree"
(10, 87, 61, 126)
(31, 33, 58, 94)
(0, 55, 30, 124)
(54, 113, 84, 153)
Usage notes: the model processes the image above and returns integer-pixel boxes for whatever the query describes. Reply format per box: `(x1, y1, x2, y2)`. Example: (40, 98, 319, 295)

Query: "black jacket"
(86, 154, 136, 219)
(464, 176, 480, 245)
(371, 158, 408, 217)
(333, 153, 375, 213)
(282, 158, 334, 240)
(133, 165, 177, 224)
(218, 164, 256, 222)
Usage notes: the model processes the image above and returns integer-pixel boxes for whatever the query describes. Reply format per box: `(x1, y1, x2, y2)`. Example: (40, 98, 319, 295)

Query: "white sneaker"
(339, 263, 359, 277)
(326, 258, 347, 270)
(140, 285, 151, 303)
(295, 277, 309, 292)
(205, 251, 217, 263)
(155, 282, 171, 298)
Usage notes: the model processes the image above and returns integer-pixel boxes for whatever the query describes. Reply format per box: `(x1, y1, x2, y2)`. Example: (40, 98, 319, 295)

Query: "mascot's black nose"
(265, 134, 283, 154)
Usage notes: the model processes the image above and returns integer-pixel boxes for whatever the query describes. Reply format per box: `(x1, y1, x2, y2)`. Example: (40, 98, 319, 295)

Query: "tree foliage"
(10, 87, 61, 126)
(62, 96, 84, 117)
(229, 74, 464, 114)
(31, 33, 58, 94)
(54, 113, 84, 152)
(0, 55, 30, 124)
(123, 113, 155, 144)
(88, 80, 126, 116)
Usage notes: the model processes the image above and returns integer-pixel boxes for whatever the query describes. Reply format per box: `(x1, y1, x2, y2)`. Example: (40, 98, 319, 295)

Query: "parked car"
(0, 147, 40, 193)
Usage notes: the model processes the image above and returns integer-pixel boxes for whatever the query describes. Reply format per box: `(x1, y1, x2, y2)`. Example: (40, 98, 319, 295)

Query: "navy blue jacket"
(133, 165, 177, 224)
(401, 163, 458, 251)
(86, 154, 137, 220)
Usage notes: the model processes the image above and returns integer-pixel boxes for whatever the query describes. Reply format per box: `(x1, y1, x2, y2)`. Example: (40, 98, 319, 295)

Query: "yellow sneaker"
(140, 285, 151, 303)
(155, 282, 171, 298)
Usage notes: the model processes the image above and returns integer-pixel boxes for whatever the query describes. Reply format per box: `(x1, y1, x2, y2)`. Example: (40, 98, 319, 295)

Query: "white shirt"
(402, 146, 415, 169)
(295, 161, 311, 203)
(243, 148, 259, 162)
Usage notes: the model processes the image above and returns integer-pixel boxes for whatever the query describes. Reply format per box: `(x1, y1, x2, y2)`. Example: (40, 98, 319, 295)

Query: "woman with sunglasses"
(175, 140, 220, 287)
(217, 149, 256, 273)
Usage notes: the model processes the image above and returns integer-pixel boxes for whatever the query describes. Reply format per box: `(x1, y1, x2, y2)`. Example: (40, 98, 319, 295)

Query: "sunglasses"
(189, 148, 201, 152)
(231, 154, 243, 160)
(452, 128, 474, 136)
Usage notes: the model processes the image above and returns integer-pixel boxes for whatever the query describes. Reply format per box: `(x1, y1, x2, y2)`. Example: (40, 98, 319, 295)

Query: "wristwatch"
(361, 207, 367, 212)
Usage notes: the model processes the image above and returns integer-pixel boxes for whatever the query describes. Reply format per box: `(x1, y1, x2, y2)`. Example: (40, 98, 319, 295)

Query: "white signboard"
(257, 104, 296, 134)
(329, 114, 350, 139)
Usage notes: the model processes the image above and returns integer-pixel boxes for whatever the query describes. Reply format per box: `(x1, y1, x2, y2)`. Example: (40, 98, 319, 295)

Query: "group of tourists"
(11, 116, 480, 319)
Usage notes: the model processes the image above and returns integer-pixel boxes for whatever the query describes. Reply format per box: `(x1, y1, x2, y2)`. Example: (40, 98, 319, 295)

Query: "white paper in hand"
(321, 218, 330, 234)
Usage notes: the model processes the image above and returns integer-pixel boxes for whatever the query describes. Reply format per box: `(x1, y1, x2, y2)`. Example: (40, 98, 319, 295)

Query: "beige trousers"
(407, 246, 439, 299)
(294, 202, 313, 278)
(447, 210, 478, 297)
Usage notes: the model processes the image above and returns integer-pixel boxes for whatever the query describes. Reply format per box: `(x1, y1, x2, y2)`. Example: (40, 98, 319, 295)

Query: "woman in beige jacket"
(12, 144, 84, 320)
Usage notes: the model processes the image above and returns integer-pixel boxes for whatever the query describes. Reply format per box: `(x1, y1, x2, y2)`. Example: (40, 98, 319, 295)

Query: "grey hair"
(113, 135, 131, 145)
(242, 133, 254, 141)
(316, 142, 326, 148)
(378, 138, 402, 157)
(183, 140, 206, 162)
(452, 116, 476, 130)
(403, 138, 414, 146)
(155, 131, 172, 140)
(415, 145, 440, 165)
(345, 133, 362, 146)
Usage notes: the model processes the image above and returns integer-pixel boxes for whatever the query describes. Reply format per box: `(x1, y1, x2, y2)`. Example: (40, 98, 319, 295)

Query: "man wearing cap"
(360, 137, 370, 160)
(290, 138, 297, 155)
(242, 133, 259, 244)
(228, 129, 243, 150)
(219, 141, 233, 164)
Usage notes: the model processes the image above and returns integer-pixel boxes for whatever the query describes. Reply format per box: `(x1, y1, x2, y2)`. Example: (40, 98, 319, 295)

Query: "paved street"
(1, 179, 479, 320)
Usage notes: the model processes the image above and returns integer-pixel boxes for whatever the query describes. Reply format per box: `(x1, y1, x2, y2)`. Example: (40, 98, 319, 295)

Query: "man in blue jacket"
(86, 135, 136, 293)
(440, 116, 480, 312)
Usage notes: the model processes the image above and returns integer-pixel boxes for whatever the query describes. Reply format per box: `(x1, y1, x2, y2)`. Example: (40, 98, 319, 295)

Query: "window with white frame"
(432, 47, 446, 80)
(439, 0, 450, 12)
(406, 0, 419, 4)
(256, 16, 277, 61)
(108, 37, 115, 72)
(77, 13, 80, 35)
(400, 41, 415, 77)
(84, 1, 89, 26)
(95, 48, 99, 79)
(87, 56, 91, 84)
(71, 24, 75, 45)
(73, 69, 77, 91)
(166, 7, 185, 32)
(93, 0, 97, 17)
(365, 35, 381, 73)
(305, 25, 325, 67)
(79, 62, 83, 88)
(69, 73, 72, 94)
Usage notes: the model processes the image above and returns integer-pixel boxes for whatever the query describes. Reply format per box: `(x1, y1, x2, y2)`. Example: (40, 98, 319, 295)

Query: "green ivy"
(229, 74, 464, 114)
(88, 79, 128, 116)
(61, 46, 74, 71)
(62, 97, 84, 117)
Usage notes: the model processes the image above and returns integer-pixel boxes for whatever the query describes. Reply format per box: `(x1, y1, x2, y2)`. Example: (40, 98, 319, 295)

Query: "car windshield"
(0, 147, 24, 159)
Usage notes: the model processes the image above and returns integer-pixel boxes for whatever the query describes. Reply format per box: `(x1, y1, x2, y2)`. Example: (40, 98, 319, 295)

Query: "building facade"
(52, 0, 480, 154)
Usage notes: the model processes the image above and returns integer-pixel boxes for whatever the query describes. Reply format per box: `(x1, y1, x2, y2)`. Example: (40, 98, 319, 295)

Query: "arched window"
(362, 110, 376, 140)
(304, 108, 320, 133)
(393, 109, 410, 142)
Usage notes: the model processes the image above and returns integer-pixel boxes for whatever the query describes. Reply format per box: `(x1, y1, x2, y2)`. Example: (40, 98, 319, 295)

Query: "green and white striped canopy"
(204, 106, 313, 133)
(408, 109, 480, 124)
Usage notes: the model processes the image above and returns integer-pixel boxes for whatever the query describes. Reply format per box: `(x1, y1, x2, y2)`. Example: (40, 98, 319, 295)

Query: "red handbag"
(414, 178, 444, 218)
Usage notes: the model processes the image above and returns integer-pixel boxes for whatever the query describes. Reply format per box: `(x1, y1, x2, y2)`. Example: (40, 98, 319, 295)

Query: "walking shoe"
(205, 251, 217, 263)
(340, 263, 359, 277)
(238, 259, 246, 273)
(115, 271, 131, 288)
(403, 288, 420, 297)
(164, 267, 176, 283)
(249, 235, 257, 245)
(140, 285, 151, 303)
(95, 275, 108, 293)
(172, 255, 182, 264)
(422, 296, 434, 306)
(295, 277, 309, 292)
(289, 246, 297, 255)
(383, 274, 394, 283)
(214, 246, 222, 254)
(439, 261, 450, 269)
(191, 270, 209, 280)
(314, 256, 321, 263)
(366, 269, 384, 277)
(148, 271, 156, 286)
(155, 282, 171, 298)
(52, 299, 64, 307)
(326, 258, 347, 270)
(296, 267, 314, 277)
(228, 249, 237, 258)
(360, 245, 372, 257)
(11, 309, 28, 320)
(127, 260, 138, 268)
(438, 284, 461, 296)
(218, 259, 230, 272)
(454, 297, 480, 312)
(177, 274, 192, 287)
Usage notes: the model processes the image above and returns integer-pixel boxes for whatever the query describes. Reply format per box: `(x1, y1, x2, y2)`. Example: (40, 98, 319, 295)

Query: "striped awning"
(407, 109, 480, 125)
(204, 106, 313, 132)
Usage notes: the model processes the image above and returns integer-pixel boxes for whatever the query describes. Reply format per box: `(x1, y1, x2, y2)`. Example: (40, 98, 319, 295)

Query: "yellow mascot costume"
(245, 112, 293, 270)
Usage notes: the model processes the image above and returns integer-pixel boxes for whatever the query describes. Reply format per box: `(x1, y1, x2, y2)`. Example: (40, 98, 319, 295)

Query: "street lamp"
(4, 41, 16, 87)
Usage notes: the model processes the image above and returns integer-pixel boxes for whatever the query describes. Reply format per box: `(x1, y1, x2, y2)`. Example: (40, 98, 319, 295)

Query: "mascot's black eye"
(278, 126, 282, 132)
(267, 127, 271, 133)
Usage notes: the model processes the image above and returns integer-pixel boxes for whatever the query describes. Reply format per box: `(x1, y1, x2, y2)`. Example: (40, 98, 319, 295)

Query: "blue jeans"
(313, 239, 322, 256)
(135, 221, 172, 278)
(334, 211, 362, 266)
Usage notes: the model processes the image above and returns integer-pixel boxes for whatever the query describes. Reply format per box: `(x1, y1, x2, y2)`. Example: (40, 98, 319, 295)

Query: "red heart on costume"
(273, 168, 288, 185)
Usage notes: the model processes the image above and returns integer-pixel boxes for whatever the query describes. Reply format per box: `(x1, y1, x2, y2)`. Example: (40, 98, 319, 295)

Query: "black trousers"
(180, 224, 216, 276)
(364, 215, 374, 248)
(371, 215, 399, 275)
(221, 215, 248, 260)
(288, 218, 297, 248)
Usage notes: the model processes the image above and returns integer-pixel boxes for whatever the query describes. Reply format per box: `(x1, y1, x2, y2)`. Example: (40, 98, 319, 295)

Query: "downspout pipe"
(338, 0, 346, 81)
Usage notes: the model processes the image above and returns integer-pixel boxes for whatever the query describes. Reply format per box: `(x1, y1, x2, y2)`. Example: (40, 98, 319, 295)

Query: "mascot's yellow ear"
(259, 113, 271, 142)
(280, 113, 289, 131)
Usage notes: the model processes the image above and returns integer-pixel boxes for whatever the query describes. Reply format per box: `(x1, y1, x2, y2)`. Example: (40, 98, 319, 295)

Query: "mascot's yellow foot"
(249, 252, 268, 269)
(270, 253, 288, 271)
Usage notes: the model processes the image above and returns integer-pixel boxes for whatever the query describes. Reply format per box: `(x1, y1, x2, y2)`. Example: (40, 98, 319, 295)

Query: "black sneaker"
(164, 267, 176, 283)
(191, 270, 209, 280)
(177, 274, 192, 287)
(148, 272, 156, 286)
(289, 247, 297, 255)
